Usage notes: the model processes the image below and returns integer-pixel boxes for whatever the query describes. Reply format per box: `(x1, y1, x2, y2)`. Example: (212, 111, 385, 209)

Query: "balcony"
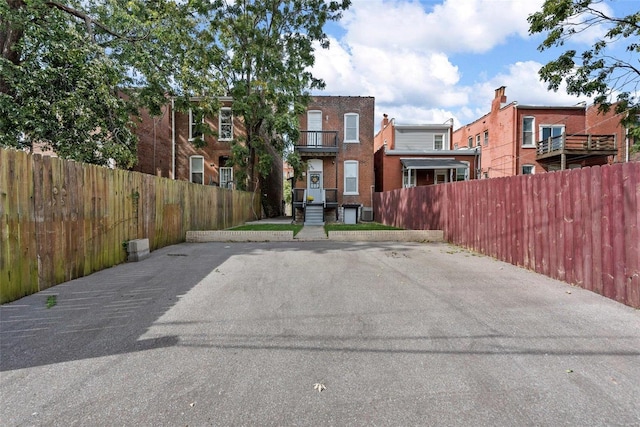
(536, 133, 617, 170)
(294, 131, 338, 156)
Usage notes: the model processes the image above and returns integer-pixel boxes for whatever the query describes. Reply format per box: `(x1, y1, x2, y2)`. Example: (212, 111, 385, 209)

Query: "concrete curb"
(186, 230, 294, 242)
(328, 230, 444, 242)
(186, 229, 444, 243)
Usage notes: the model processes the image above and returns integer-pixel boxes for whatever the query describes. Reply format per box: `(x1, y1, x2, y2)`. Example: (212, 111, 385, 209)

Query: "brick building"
(453, 86, 622, 178)
(133, 97, 283, 216)
(291, 96, 375, 224)
(374, 115, 479, 192)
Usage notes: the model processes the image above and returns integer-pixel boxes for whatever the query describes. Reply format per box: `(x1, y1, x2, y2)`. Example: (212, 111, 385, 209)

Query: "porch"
(536, 133, 617, 170)
(292, 188, 339, 225)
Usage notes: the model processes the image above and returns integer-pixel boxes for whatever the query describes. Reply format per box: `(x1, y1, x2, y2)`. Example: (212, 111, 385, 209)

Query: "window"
(522, 164, 535, 175)
(540, 125, 564, 150)
(344, 113, 359, 143)
(434, 134, 444, 150)
(220, 167, 233, 188)
(467, 137, 473, 148)
(483, 130, 489, 146)
(522, 116, 535, 146)
(456, 162, 470, 181)
(403, 169, 416, 188)
(344, 161, 359, 195)
(476, 134, 481, 147)
(189, 109, 204, 141)
(219, 108, 233, 141)
(190, 156, 204, 184)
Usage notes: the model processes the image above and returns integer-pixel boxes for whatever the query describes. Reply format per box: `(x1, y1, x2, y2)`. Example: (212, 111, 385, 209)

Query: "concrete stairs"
(304, 204, 324, 226)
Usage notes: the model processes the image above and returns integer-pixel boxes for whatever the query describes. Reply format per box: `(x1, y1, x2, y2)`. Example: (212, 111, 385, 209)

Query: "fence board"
(623, 163, 640, 307)
(601, 166, 615, 299)
(1, 148, 259, 303)
(611, 166, 626, 303)
(570, 170, 583, 288)
(374, 161, 640, 308)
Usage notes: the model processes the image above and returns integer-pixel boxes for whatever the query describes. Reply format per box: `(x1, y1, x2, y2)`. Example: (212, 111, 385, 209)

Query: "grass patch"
(229, 223, 304, 236)
(324, 222, 404, 232)
(46, 295, 57, 308)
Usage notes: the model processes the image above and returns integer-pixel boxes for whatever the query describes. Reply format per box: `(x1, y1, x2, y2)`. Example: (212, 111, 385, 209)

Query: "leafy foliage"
(1, 0, 351, 176)
(201, 0, 350, 191)
(528, 0, 640, 150)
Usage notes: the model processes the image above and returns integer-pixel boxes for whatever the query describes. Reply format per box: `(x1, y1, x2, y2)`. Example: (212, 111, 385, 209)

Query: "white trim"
(344, 113, 359, 143)
(343, 160, 359, 195)
(522, 164, 535, 175)
(219, 107, 233, 141)
(189, 109, 204, 141)
(219, 166, 233, 188)
(522, 116, 535, 147)
(189, 155, 204, 184)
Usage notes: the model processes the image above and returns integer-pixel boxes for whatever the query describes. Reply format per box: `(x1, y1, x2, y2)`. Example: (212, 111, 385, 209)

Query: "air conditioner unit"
(361, 207, 373, 222)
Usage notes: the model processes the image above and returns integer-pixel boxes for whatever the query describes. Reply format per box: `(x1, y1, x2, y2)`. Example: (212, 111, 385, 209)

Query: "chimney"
(492, 86, 507, 112)
(382, 113, 389, 128)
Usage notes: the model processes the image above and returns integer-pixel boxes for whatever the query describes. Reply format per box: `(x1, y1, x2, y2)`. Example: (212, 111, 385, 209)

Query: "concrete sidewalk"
(2, 241, 639, 426)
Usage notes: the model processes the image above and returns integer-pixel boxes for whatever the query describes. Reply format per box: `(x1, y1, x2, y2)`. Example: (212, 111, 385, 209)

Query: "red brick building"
(133, 97, 283, 216)
(453, 86, 624, 178)
(374, 115, 479, 192)
(291, 96, 375, 224)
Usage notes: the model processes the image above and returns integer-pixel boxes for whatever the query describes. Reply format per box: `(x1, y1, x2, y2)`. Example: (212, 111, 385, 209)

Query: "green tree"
(202, 0, 350, 198)
(528, 0, 640, 149)
(0, 0, 222, 167)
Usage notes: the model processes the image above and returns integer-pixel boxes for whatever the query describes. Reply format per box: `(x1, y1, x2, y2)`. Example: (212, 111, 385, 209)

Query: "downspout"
(171, 97, 176, 179)
(513, 104, 518, 175)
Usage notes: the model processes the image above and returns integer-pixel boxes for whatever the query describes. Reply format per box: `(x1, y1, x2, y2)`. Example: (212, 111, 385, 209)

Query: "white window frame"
(455, 161, 470, 181)
(219, 108, 233, 141)
(522, 116, 535, 147)
(467, 136, 473, 148)
(190, 155, 204, 184)
(403, 168, 416, 188)
(522, 164, 535, 175)
(476, 134, 481, 147)
(483, 130, 489, 146)
(344, 113, 359, 143)
(219, 166, 233, 188)
(434, 134, 445, 150)
(343, 160, 359, 195)
(540, 124, 565, 150)
(435, 170, 448, 184)
(189, 109, 204, 141)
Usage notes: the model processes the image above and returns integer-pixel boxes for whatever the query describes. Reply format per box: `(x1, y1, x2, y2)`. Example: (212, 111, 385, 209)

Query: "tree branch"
(45, 2, 149, 42)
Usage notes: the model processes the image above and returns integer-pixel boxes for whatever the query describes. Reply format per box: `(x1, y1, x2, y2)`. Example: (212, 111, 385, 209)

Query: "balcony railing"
(295, 131, 338, 153)
(537, 134, 617, 157)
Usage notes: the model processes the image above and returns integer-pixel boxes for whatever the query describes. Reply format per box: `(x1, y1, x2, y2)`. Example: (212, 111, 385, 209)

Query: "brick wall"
(296, 96, 375, 209)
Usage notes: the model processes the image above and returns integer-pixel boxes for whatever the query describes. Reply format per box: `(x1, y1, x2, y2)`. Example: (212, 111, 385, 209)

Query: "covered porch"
(401, 158, 470, 187)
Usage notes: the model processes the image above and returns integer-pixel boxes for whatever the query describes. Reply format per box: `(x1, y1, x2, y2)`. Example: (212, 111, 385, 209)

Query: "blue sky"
(310, 0, 639, 131)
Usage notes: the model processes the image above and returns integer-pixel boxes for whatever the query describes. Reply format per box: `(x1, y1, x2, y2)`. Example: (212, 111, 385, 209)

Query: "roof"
(401, 158, 469, 169)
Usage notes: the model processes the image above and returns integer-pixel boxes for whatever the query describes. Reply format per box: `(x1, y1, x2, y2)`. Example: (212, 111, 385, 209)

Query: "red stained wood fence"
(0, 148, 261, 303)
(374, 162, 640, 308)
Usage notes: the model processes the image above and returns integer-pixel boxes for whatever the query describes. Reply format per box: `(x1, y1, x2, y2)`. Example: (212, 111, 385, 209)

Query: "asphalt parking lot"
(1, 241, 639, 426)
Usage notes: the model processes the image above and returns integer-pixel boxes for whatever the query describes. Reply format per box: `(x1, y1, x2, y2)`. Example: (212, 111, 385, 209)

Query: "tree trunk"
(0, 0, 25, 96)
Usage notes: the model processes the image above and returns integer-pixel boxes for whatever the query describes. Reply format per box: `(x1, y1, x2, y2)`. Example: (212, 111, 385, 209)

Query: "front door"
(307, 159, 323, 202)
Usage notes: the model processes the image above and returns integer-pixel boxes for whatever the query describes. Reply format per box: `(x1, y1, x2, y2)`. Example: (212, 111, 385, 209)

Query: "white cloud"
(341, 0, 543, 54)
(311, 0, 597, 133)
